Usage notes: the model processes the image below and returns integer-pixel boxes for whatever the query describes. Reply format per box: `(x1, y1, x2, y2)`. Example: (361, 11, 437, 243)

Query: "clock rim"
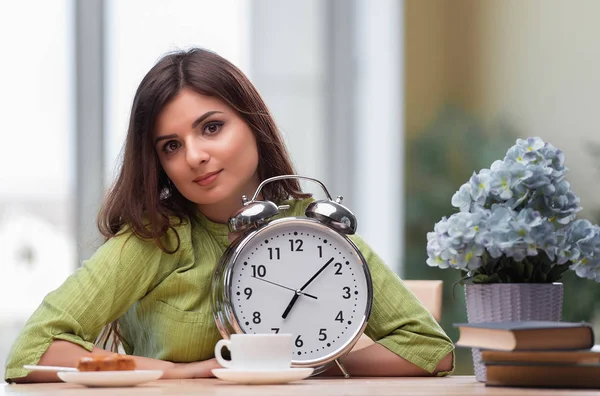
(212, 216, 373, 371)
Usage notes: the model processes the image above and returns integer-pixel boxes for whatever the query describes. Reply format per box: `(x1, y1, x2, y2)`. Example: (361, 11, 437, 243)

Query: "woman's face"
(154, 88, 260, 219)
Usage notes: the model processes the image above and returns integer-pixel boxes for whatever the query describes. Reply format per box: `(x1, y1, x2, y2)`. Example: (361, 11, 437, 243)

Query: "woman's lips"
(194, 170, 222, 186)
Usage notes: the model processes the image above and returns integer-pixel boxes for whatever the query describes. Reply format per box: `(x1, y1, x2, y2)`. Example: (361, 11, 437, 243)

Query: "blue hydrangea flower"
(426, 136, 600, 283)
(451, 183, 472, 213)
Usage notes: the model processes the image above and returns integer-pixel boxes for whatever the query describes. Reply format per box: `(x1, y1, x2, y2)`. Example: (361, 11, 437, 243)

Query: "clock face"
(228, 218, 371, 364)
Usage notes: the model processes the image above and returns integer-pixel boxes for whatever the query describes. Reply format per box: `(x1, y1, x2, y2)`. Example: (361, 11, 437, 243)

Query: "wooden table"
(2, 376, 600, 395)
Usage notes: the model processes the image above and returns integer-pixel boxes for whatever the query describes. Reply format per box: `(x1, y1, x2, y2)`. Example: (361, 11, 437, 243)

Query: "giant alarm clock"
(212, 175, 373, 377)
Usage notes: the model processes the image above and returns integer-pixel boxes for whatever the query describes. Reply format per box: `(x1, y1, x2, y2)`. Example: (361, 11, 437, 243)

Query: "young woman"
(5, 48, 454, 383)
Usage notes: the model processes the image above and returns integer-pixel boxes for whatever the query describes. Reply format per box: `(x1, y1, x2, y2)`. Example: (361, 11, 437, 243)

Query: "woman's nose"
(186, 140, 210, 166)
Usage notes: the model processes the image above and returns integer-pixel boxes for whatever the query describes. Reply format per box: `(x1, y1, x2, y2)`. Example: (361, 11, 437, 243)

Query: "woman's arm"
(13, 340, 220, 383)
(322, 343, 453, 377)
(4, 225, 189, 383)
(347, 234, 455, 376)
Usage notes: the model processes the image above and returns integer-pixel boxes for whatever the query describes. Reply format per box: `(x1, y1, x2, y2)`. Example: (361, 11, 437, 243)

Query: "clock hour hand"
(282, 257, 334, 319)
(252, 276, 317, 299)
(281, 293, 300, 319)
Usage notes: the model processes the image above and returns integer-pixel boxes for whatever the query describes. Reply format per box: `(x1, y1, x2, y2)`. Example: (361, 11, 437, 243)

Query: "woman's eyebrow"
(191, 110, 224, 129)
(155, 134, 177, 145)
(154, 111, 224, 145)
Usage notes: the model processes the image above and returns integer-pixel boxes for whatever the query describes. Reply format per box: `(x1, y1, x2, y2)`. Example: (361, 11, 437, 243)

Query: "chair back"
(403, 280, 443, 322)
(351, 280, 443, 351)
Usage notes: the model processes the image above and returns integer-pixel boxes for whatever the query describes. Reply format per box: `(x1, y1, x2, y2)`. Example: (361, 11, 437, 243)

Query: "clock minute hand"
(252, 276, 318, 299)
(299, 257, 335, 292)
(282, 257, 334, 319)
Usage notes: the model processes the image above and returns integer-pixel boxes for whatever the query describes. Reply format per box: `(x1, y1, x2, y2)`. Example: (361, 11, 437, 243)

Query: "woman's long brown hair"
(97, 48, 309, 351)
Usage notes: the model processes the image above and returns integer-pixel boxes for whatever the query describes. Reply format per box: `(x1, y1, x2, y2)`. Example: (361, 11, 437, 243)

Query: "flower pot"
(464, 282, 563, 382)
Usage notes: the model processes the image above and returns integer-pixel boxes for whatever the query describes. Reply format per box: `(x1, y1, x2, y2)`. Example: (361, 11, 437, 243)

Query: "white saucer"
(212, 367, 314, 385)
(57, 370, 163, 387)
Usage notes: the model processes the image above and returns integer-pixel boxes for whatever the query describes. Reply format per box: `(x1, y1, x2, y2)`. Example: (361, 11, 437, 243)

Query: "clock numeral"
(335, 311, 344, 323)
(253, 311, 261, 324)
(317, 245, 323, 258)
(244, 287, 253, 299)
(271, 327, 280, 334)
(334, 262, 343, 275)
(319, 328, 327, 341)
(251, 265, 266, 278)
(289, 239, 304, 252)
(268, 247, 280, 260)
(342, 286, 351, 299)
(295, 335, 304, 348)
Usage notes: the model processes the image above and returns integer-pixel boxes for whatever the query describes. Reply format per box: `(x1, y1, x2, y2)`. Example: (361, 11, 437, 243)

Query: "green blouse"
(4, 199, 454, 382)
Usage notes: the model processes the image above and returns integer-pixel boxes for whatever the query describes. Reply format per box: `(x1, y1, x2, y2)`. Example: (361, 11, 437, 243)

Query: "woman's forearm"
(13, 340, 219, 383)
(321, 342, 454, 377)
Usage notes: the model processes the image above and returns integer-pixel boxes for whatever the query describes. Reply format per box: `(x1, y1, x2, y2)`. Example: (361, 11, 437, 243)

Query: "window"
(0, 0, 75, 365)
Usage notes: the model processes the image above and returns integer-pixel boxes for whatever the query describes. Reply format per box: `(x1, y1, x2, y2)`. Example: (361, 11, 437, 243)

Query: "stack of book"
(454, 321, 597, 388)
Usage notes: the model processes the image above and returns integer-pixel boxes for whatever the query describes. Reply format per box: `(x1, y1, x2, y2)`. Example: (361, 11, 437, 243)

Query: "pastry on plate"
(77, 354, 136, 372)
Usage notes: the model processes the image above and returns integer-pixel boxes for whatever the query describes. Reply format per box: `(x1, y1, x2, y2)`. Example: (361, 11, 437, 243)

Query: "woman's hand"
(16, 341, 222, 383)
(162, 358, 221, 379)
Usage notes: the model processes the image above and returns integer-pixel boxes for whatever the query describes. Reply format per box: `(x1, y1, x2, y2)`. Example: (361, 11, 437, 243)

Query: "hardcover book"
(485, 362, 600, 388)
(453, 321, 594, 351)
(481, 349, 600, 365)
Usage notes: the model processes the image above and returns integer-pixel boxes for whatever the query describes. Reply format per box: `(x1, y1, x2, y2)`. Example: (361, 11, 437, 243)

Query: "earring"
(160, 179, 173, 200)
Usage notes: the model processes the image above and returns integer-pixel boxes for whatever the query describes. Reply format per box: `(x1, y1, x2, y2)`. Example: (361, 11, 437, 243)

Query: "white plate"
(23, 365, 78, 372)
(57, 370, 163, 387)
(212, 367, 313, 385)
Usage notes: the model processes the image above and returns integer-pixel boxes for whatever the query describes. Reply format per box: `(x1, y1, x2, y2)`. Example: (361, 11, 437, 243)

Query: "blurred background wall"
(407, 0, 600, 218)
(405, 0, 600, 373)
(1, 0, 599, 376)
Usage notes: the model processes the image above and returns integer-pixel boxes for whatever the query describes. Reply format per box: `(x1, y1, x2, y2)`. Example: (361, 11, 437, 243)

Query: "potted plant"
(426, 137, 600, 381)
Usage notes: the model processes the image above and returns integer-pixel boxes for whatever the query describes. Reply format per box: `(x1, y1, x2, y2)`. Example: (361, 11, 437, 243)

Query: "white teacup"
(214, 333, 293, 370)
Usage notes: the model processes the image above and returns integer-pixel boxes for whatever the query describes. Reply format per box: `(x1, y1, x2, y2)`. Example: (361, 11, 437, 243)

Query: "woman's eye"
(204, 122, 223, 135)
(163, 141, 180, 154)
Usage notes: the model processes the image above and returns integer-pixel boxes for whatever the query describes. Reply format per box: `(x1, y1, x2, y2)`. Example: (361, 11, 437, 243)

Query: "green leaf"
(488, 273, 501, 283)
(505, 260, 524, 282)
(540, 251, 553, 266)
(523, 258, 534, 281)
(547, 263, 571, 283)
(498, 271, 511, 283)
(483, 252, 500, 275)
(472, 274, 493, 284)
(472, 273, 502, 284)
(532, 266, 547, 283)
